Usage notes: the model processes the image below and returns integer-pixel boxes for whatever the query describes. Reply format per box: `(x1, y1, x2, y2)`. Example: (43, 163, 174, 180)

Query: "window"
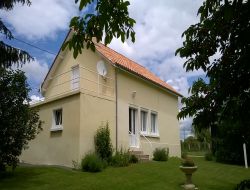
(129, 108, 136, 134)
(140, 110, 148, 133)
(51, 109, 63, 131)
(150, 112, 158, 134)
(71, 65, 79, 90)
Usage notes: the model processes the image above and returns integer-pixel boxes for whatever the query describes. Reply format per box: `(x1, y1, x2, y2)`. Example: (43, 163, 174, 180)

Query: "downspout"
(115, 68, 118, 151)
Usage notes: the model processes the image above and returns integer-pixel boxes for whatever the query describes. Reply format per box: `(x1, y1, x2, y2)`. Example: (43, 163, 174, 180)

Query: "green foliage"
(235, 179, 250, 190)
(81, 152, 105, 172)
(0, 68, 42, 171)
(213, 121, 249, 165)
(94, 122, 113, 161)
(205, 152, 213, 161)
(129, 154, 138, 164)
(110, 149, 130, 167)
(153, 148, 169, 161)
(63, 0, 136, 58)
(176, 0, 250, 166)
(0, 0, 33, 68)
(181, 157, 195, 167)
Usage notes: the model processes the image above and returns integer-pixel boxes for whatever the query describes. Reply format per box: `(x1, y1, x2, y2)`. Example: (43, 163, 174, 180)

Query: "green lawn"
(0, 158, 249, 190)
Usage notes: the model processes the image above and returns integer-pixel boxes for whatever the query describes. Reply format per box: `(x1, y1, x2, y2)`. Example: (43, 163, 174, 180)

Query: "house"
(21, 31, 182, 167)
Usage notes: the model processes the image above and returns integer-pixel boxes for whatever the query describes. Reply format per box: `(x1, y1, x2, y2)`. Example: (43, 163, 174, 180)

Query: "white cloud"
(179, 117, 194, 140)
(20, 59, 49, 85)
(0, 0, 78, 39)
(109, 0, 204, 98)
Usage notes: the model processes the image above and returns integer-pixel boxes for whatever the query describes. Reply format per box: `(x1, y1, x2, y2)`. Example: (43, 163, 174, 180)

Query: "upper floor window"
(150, 112, 158, 135)
(140, 110, 148, 133)
(71, 65, 79, 90)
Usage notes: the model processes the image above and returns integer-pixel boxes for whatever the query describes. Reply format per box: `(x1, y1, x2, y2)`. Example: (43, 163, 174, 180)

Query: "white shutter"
(71, 65, 79, 90)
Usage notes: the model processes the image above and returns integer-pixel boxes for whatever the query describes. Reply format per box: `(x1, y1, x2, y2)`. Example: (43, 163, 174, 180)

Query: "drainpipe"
(115, 68, 118, 151)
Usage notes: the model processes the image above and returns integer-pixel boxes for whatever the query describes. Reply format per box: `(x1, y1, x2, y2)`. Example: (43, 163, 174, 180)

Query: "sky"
(0, 0, 205, 139)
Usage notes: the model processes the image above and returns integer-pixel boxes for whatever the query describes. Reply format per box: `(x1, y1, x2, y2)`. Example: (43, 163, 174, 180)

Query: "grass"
(0, 157, 250, 190)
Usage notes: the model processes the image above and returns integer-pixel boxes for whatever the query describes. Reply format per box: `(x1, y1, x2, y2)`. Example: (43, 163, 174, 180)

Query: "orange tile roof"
(95, 43, 181, 96)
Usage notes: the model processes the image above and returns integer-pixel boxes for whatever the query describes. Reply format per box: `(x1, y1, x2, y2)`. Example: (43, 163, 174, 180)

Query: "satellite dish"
(97, 60, 107, 76)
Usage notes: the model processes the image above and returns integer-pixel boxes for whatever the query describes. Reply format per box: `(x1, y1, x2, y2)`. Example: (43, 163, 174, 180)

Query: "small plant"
(111, 149, 130, 167)
(205, 152, 213, 161)
(181, 151, 188, 159)
(81, 152, 104, 172)
(129, 154, 139, 163)
(94, 122, 113, 161)
(153, 148, 169, 161)
(181, 157, 195, 167)
(72, 160, 80, 170)
(235, 179, 250, 190)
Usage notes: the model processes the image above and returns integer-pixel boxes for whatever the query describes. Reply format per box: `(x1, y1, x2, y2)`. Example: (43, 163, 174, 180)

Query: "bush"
(94, 122, 113, 160)
(81, 152, 104, 172)
(235, 179, 250, 190)
(111, 149, 130, 167)
(129, 154, 139, 163)
(153, 148, 169, 161)
(205, 152, 213, 161)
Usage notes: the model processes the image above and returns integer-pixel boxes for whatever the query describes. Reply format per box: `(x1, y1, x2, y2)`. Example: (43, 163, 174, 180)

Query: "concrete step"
(129, 150, 150, 161)
(129, 150, 143, 155)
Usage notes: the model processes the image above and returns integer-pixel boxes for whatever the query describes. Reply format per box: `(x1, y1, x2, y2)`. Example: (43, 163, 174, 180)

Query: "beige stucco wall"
(73, 48, 116, 158)
(21, 93, 80, 167)
(116, 70, 181, 158)
(79, 93, 116, 159)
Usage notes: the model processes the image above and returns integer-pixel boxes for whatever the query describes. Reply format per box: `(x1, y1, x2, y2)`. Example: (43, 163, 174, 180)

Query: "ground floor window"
(129, 108, 137, 134)
(150, 112, 158, 134)
(51, 108, 63, 131)
(140, 110, 148, 133)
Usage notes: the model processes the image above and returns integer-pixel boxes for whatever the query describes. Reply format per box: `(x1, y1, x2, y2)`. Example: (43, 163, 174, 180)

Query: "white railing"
(43, 66, 115, 100)
(139, 132, 153, 149)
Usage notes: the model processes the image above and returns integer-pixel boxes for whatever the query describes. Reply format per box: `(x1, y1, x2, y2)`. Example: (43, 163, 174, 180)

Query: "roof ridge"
(96, 43, 146, 69)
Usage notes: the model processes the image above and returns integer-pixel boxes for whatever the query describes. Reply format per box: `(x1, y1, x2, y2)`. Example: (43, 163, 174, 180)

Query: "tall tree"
(0, 0, 33, 68)
(63, 0, 136, 58)
(0, 68, 42, 171)
(176, 0, 250, 163)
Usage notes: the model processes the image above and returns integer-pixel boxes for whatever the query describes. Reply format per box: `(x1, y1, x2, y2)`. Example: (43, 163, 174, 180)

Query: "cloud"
(30, 95, 44, 104)
(109, 0, 204, 98)
(0, 0, 78, 39)
(20, 59, 49, 85)
(179, 117, 194, 140)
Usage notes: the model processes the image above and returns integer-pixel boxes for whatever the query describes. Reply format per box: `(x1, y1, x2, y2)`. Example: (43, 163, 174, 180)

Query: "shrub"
(205, 152, 213, 161)
(181, 157, 195, 167)
(111, 149, 130, 167)
(94, 122, 113, 161)
(153, 148, 169, 161)
(81, 152, 104, 172)
(129, 154, 139, 163)
(235, 179, 250, 190)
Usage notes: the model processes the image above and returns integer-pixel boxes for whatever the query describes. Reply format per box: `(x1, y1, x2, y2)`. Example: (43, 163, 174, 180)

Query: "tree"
(63, 0, 136, 58)
(176, 0, 250, 164)
(0, 68, 42, 171)
(0, 0, 33, 68)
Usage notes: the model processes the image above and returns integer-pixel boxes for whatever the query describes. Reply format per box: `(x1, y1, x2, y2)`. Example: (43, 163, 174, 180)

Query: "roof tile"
(95, 43, 181, 96)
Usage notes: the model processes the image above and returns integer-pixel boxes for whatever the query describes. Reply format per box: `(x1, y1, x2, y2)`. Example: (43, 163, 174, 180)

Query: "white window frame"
(150, 111, 159, 136)
(71, 65, 79, 90)
(140, 109, 148, 135)
(51, 108, 63, 131)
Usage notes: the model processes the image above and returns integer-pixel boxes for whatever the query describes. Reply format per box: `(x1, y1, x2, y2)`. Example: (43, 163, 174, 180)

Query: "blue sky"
(0, 0, 205, 139)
